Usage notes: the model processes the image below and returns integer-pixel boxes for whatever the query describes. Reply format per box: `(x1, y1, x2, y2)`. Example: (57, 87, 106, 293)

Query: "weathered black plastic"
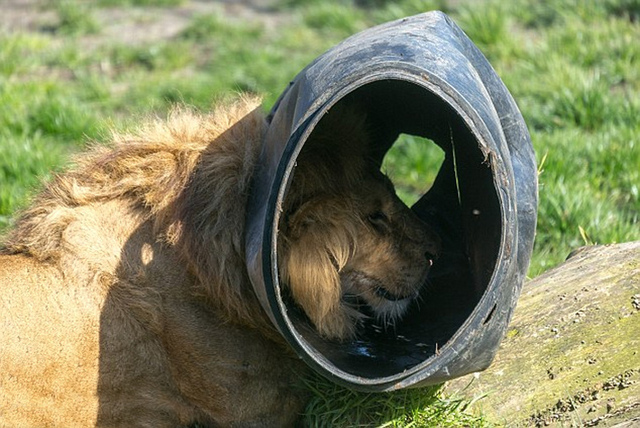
(244, 11, 537, 390)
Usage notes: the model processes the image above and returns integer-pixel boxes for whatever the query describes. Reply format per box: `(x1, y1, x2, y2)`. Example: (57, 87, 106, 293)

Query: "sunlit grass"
(301, 372, 490, 427)
(50, 0, 100, 35)
(383, 135, 445, 206)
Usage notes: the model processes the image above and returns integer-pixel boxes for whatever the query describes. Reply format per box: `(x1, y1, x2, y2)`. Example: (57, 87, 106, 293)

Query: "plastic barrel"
(245, 11, 537, 390)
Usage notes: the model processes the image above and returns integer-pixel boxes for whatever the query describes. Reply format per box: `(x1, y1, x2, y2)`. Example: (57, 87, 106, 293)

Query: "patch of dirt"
(0, 0, 57, 33)
(1, 0, 289, 45)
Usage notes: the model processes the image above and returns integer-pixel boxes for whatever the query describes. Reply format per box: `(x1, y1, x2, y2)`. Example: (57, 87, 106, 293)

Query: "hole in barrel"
(381, 134, 445, 207)
(483, 304, 497, 325)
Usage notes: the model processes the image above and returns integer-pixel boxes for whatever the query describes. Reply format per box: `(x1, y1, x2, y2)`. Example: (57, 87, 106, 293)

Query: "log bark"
(446, 241, 640, 427)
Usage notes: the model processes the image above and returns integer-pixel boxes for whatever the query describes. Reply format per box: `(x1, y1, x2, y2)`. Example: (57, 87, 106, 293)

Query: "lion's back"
(0, 254, 102, 426)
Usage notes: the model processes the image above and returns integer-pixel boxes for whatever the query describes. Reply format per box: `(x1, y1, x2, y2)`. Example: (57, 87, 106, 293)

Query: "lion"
(0, 95, 441, 427)
(278, 106, 441, 340)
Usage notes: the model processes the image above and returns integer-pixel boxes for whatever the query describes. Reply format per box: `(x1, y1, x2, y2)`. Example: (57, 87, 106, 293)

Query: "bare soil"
(1, 0, 289, 44)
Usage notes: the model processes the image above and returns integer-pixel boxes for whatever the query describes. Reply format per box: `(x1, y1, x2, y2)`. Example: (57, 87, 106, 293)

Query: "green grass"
(382, 134, 445, 206)
(302, 372, 489, 427)
(1, 0, 638, 425)
(51, 0, 100, 35)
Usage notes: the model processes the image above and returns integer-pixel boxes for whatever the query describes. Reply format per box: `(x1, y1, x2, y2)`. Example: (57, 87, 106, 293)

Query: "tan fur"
(0, 96, 440, 426)
(279, 105, 441, 339)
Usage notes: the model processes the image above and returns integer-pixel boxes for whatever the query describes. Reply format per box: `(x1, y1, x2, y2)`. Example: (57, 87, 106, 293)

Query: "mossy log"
(446, 241, 640, 427)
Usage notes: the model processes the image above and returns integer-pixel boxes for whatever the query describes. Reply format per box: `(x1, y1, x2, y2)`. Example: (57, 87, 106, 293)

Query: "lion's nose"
(424, 235, 442, 262)
(425, 251, 438, 266)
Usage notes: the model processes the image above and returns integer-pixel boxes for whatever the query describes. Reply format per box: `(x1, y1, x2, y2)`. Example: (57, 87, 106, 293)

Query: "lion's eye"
(367, 211, 390, 232)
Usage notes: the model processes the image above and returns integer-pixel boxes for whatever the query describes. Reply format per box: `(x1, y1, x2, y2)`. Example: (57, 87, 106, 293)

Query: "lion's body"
(1, 249, 306, 427)
(0, 97, 307, 427)
(1, 253, 102, 425)
(0, 96, 440, 426)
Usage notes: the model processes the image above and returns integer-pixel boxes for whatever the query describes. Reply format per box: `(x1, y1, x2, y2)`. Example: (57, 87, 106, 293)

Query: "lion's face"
(339, 170, 440, 329)
(279, 167, 441, 341)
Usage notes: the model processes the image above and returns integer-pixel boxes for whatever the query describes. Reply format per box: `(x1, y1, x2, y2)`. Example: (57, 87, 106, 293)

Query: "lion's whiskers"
(413, 277, 433, 310)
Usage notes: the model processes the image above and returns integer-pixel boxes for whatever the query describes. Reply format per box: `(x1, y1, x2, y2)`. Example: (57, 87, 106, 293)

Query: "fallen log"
(446, 241, 640, 427)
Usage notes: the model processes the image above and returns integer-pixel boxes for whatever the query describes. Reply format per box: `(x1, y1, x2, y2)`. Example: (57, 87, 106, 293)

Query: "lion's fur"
(3, 97, 268, 330)
(0, 95, 440, 426)
(278, 105, 441, 339)
(1, 96, 307, 427)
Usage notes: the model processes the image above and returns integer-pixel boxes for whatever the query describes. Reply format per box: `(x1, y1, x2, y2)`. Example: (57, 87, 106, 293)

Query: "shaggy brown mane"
(2, 95, 269, 330)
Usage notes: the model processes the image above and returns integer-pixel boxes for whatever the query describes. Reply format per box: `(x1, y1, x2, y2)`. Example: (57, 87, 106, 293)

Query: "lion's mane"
(3, 96, 270, 331)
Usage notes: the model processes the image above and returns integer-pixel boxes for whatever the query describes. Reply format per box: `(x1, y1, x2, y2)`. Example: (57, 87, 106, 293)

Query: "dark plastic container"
(245, 11, 537, 390)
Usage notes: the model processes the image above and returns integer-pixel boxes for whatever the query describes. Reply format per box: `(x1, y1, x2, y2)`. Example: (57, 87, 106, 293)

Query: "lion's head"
(278, 106, 441, 340)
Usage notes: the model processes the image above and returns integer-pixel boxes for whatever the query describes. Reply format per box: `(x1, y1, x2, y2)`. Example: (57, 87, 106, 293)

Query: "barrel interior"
(279, 80, 502, 379)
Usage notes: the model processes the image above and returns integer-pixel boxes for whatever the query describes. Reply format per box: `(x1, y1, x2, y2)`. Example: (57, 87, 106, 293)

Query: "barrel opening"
(278, 79, 503, 379)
